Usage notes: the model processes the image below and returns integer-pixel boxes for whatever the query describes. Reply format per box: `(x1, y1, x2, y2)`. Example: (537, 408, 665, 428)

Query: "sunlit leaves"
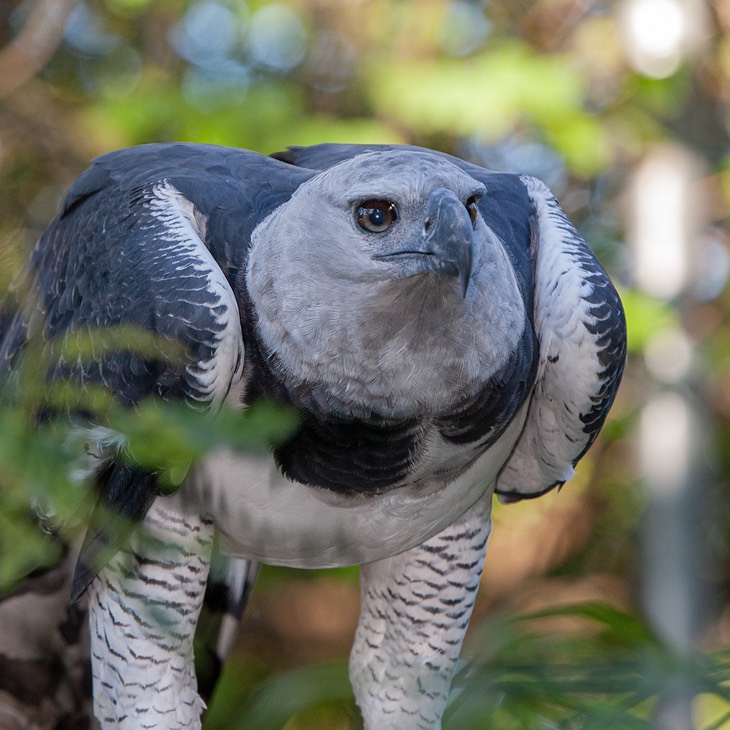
(368, 41, 611, 175)
(85, 74, 401, 152)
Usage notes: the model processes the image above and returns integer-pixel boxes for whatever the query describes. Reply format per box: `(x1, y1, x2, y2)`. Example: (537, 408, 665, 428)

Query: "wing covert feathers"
(496, 176, 626, 501)
(29, 163, 247, 595)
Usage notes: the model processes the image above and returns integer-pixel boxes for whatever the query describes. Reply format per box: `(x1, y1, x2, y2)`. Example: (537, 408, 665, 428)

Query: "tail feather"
(195, 540, 260, 703)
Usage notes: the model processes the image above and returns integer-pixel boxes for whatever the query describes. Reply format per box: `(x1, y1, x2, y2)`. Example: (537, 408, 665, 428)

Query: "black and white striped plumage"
(0, 142, 625, 729)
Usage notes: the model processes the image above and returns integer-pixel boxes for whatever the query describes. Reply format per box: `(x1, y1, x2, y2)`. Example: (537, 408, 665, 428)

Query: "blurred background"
(1, 0, 729, 727)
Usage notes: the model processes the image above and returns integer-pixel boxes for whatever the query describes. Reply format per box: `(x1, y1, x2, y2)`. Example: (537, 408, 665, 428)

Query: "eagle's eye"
(466, 195, 479, 228)
(357, 200, 398, 233)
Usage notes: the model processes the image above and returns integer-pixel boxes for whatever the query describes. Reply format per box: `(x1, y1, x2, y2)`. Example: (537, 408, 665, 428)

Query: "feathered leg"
(87, 500, 213, 729)
(350, 496, 491, 729)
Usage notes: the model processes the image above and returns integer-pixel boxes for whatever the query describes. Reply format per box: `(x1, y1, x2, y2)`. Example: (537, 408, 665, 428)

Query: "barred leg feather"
(88, 500, 213, 730)
(350, 496, 492, 730)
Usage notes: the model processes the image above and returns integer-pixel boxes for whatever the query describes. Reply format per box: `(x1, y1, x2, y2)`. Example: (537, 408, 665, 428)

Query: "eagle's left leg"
(87, 500, 213, 729)
(350, 496, 492, 730)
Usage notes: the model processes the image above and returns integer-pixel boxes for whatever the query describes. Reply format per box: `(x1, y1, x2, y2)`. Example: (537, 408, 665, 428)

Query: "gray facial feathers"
(246, 151, 526, 421)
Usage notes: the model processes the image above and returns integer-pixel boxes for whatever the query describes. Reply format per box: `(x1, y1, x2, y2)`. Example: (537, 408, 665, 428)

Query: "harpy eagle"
(0, 143, 625, 729)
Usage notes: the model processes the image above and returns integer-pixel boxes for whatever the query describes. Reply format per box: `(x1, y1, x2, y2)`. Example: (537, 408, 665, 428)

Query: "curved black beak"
(421, 189, 474, 296)
(373, 189, 475, 297)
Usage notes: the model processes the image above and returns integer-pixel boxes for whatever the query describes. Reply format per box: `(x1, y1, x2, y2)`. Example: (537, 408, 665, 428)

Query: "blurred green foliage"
(0, 325, 298, 592)
(0, 0, 729, 727)
(204, 604, 730, 729)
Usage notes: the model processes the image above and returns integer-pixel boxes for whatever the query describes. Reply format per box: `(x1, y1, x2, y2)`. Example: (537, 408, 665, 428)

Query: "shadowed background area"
(0, 1, 728, 728)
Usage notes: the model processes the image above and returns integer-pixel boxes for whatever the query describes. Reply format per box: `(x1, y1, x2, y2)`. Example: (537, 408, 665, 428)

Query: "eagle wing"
(495, 176, 626, 499)
(0, 143, 310, 598)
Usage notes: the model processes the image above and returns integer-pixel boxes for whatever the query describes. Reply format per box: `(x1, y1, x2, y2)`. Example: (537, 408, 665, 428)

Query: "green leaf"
(619, 288, 679, 354)
(230, 662, 355, 730)
(369, 41, 610, 174)
(52, 324, 186, 366)
(107, 398, 299, 490)
(515, 602, 660, 650)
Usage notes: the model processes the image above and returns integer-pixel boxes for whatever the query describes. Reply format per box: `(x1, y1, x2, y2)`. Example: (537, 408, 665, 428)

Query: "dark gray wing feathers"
(16, 145, 306, 596)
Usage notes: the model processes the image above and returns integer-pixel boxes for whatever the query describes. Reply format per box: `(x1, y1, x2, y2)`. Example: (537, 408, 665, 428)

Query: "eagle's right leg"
(87, 500, 213, 729)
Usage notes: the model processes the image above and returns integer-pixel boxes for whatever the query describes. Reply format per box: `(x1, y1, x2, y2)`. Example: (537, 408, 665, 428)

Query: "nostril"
(423, 217, 435, 235)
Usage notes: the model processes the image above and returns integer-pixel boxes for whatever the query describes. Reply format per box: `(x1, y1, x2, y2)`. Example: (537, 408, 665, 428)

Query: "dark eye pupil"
(369, 208, 386, 226)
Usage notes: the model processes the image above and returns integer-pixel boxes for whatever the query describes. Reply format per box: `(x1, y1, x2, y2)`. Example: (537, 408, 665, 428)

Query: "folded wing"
(1, 144, 308, 597)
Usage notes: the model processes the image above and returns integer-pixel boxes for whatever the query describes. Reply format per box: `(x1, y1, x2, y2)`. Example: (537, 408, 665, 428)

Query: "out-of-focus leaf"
(517, 602, 660, 650)
(229, 661, 355, 730)
(619, 288, 679, 354)
(368, 41, 610, 175)
(442, 604, 730, 729)
(107, 398, 299, 489)
(52, 324, 186, 365)
(0, 410, 84, 590)
(85, 76, 401, 153)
